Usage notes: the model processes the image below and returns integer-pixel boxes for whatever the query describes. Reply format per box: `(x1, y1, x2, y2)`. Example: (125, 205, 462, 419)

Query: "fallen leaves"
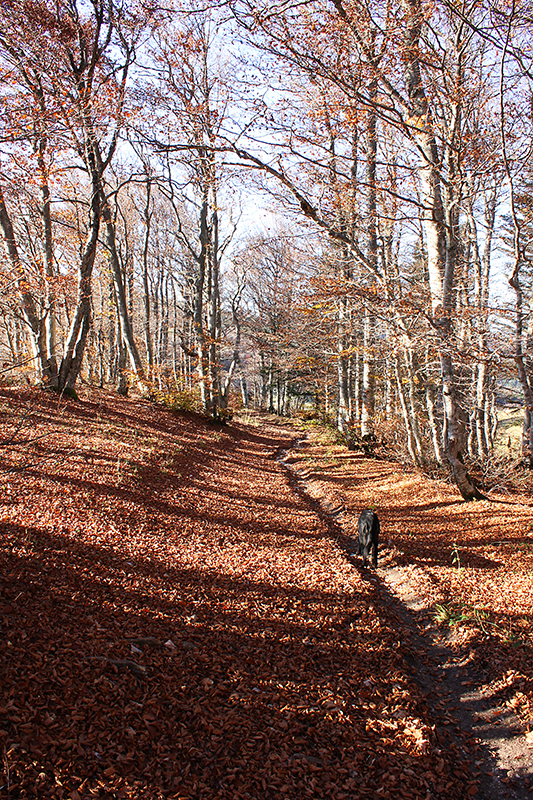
(0, 388, 478, 798)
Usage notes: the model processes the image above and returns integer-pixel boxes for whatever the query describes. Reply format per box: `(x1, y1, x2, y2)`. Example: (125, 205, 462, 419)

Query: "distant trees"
(234, 228, 317, 415)
(227, 0, 526, 497)
(147, 10, 236, 416)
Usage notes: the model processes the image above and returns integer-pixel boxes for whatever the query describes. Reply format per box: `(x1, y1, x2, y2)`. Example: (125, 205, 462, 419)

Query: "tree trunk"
(0, 185, 53, 384)
(404, 347, 424, 462)
(361, 76, 377, 437)
(425, 375, 445, 466)
(337, 302, 351, 430)
(100, 192, 147, 393)
(440, 350, 486, 498)
(395, 356, 421, 466)
(509, 278, 533, 468)
(361, 308, 375, 437)
(240, 376, 249, 407)
(402, 0, 484, 499)
(116, 332, 128, 397)
(37, 145, 58, 386)
(141, 177, 154, 381)
(57, 173, 101, 391)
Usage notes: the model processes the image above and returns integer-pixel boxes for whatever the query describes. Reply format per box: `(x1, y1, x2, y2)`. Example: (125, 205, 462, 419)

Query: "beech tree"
(228, 0, 514, 498)
(0, 0, 151, 392)
(140, 6, 239, 415)
(2, 0, 533, 499)
(490, 1, 533, 468)
(0, 10, 61, 386)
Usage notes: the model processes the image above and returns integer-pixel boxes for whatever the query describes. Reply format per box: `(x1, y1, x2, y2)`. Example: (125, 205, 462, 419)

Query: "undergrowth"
(433, 601, 530, 646)
(149, 385, 202, 414)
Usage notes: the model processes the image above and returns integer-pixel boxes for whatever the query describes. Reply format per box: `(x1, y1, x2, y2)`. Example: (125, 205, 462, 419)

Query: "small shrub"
(451, 541, 462, 571)
(298, 410, 321, 423)
(150, 385, 201, 414)
(212, 407, 233, 425)
(434, 601, 489, 629)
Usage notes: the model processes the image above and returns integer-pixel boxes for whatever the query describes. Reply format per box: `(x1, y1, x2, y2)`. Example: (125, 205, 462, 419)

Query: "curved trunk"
(58, 183, 100, 391)
(0, 185, 55, 384)
(403, 0, 484, 500)
(440, 351, 486, 499)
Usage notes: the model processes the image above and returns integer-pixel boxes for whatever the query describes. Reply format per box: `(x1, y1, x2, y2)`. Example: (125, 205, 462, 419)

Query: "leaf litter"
(280, 421, 533, 799)
(0, 388, 527, 798)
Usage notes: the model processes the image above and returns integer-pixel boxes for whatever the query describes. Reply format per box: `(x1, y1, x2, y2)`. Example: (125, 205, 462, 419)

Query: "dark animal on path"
(357, 509, 379, 567)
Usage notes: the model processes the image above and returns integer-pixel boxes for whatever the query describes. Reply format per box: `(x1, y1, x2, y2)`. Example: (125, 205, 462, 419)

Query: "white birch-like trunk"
(360, 308, 375, 437)
(402, 0, 485, 499)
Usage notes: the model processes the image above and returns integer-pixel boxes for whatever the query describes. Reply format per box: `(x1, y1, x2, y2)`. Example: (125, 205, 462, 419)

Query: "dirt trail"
(278, 428, 533, 800)
(1, 390, 531, 799)
(381, 567, 531, 800)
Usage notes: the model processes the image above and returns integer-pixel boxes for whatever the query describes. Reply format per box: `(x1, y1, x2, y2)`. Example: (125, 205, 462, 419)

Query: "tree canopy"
(1, 0, 533, 497)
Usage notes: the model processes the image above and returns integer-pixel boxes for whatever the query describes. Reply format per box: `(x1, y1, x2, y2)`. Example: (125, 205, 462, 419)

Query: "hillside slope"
(0, 388, 485, 798)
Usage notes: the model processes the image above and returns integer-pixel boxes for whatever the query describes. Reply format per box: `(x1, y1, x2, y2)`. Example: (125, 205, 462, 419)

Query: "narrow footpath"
(278, 422, 533, 800)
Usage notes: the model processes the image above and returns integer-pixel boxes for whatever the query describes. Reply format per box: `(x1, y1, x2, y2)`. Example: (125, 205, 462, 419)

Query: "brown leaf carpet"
(0, 388, 496, 798)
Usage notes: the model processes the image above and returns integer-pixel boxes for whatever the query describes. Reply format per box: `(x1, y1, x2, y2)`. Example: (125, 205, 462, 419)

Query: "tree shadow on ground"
(0, 520, 470, 800)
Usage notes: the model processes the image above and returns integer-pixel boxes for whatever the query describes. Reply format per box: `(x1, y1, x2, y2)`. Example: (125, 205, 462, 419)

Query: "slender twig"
(2, 745, 11, 800)
(1, 448, 73, 475)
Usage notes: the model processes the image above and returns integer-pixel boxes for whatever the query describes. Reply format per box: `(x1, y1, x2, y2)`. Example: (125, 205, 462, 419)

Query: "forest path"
(0, 388, 531, 799)
(278, 422, 533, 800)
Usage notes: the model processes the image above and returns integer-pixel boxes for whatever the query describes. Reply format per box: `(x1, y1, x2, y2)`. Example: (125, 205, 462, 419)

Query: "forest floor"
(0, 387, 532, 800)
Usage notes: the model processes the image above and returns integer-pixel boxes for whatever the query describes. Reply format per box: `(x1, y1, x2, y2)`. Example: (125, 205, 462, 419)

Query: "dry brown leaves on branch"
(0, 388, 496, 798)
